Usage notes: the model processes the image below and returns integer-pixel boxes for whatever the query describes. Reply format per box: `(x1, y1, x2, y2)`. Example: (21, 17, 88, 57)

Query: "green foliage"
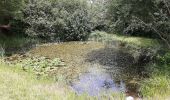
(24, 0, 91, 41)
(0, 0, 24, 24)
(140, 75, 170, 98)
(10, 19, 28, 36)
(89, 0, 109, 31)
(0, 45, 5, 58)
(89, 31, 113, 42)
(0, 0, 26, 36)
(0, 63, 125, 100)
(154, 52, 170, 75)
(0, 36, 37, 48)
(157, 52, 170, 66)
(89, 31, 160, 47)
(19, 56, 65, 76)
(140, 51, 170, 98)
(107, 0, 170, 38)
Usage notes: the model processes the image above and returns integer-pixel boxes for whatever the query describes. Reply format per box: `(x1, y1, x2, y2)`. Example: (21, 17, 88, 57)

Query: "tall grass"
(0, 63, 125, 100)
(0, 45, 5, 57)
(140, 74, 170, 99)
(89, 31, 160, 48)
(140, 52, 170, 99)
(0, 36, 37, 48)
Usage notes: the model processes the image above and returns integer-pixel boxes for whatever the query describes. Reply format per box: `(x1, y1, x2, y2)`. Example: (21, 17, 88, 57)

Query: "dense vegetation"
(1, 0, 170, 42)
(24, 0, 92, 41)
(107, 0, 170, 47)
(0, 0, 170, 99)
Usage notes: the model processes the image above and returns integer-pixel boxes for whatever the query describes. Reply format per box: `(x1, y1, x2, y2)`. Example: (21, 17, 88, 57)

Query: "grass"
(89, 31, 160, 48)
(0, 63, 125, 100)
(112, 34, 160, 48)
(140, 52, 170, 99)
(0, 35, 37, 48)
(140, 74, 170, 100)
(89, 31, 170, 99)
(0, 35, 38, 55)
(0, 63, 60, 100)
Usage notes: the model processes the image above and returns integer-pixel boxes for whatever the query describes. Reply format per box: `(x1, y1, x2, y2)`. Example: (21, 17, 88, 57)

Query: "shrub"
(10, 19, 28, 36)
(0, 0, 24, 24)
(24, 0, 91, 41)
(89, 0, 109, 31)
(107, 0, 170, 39)
(88, 31, 112, 41)
(154, 52, 170, 75)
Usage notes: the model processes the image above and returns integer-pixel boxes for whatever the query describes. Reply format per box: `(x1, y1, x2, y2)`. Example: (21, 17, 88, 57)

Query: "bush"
(107, 0, 170, 38)
(0, 0, 24, 24)
(89, 0, 109, 31)
(24, 0, 91, 41)
(154, 52, 170, 75)
(10, 19, 28, 36)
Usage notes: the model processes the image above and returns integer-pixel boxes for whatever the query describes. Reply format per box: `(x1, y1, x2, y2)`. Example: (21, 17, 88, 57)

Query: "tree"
(107, 0, 170, 48)
(24, 0, 91, 41)
(88, 0, 109, 31)
(0, 0, 24, 24)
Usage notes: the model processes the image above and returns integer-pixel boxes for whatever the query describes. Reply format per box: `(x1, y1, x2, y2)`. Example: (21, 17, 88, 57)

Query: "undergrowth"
(0, 36, 37, 48)
(140, 52, 170, 99)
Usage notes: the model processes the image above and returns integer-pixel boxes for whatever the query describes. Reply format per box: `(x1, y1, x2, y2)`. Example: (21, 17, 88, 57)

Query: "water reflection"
(71, 46, 144, 97)
(71, 67, 126, 96)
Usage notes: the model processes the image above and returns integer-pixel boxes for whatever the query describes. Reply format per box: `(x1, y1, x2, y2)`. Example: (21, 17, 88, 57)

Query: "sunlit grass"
(0, 63, 125, 100)
(140, 74, 170, 100)
(89, 31, 160, 48)
(112, 34, 160, 48)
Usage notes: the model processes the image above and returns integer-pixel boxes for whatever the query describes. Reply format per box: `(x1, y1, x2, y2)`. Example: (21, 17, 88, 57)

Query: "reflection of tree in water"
(86, 47, 136, 78)
(85, 47, 149, 96)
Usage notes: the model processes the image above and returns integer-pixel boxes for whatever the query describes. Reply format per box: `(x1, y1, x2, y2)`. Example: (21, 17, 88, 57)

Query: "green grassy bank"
(0, 63, 125, 100)
(140, 52, 170, 99)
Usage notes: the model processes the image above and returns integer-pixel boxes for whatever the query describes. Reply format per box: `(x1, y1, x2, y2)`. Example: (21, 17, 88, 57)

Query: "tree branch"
(134, 16, 170, 49)
(163, 0, 170, 16)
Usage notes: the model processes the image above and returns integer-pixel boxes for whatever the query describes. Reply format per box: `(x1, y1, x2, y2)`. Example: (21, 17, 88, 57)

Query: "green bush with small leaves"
(24, 0, 91, 41)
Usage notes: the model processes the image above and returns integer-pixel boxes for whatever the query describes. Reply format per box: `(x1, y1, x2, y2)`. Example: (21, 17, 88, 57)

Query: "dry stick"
(134, 16, 170, 49)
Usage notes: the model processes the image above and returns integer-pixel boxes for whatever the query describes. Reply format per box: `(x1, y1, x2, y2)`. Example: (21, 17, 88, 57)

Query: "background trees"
(0, 0, 24, 24)
(0, 0, 26, 37)
(88, 0, 109, 31)
(1, 0, 169, 46)
(107, 0, 170, 47)
(24, 0, 91, 41)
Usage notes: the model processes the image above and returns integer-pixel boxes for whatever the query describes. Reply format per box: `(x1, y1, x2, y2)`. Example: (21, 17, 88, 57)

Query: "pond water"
(71, 66, 126, 96)
(8, 41, 148, 98)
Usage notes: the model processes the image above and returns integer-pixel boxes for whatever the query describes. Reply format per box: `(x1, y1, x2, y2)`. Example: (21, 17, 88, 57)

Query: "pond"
(29, 41, 148, 98)
(6, 41, 149, 98)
